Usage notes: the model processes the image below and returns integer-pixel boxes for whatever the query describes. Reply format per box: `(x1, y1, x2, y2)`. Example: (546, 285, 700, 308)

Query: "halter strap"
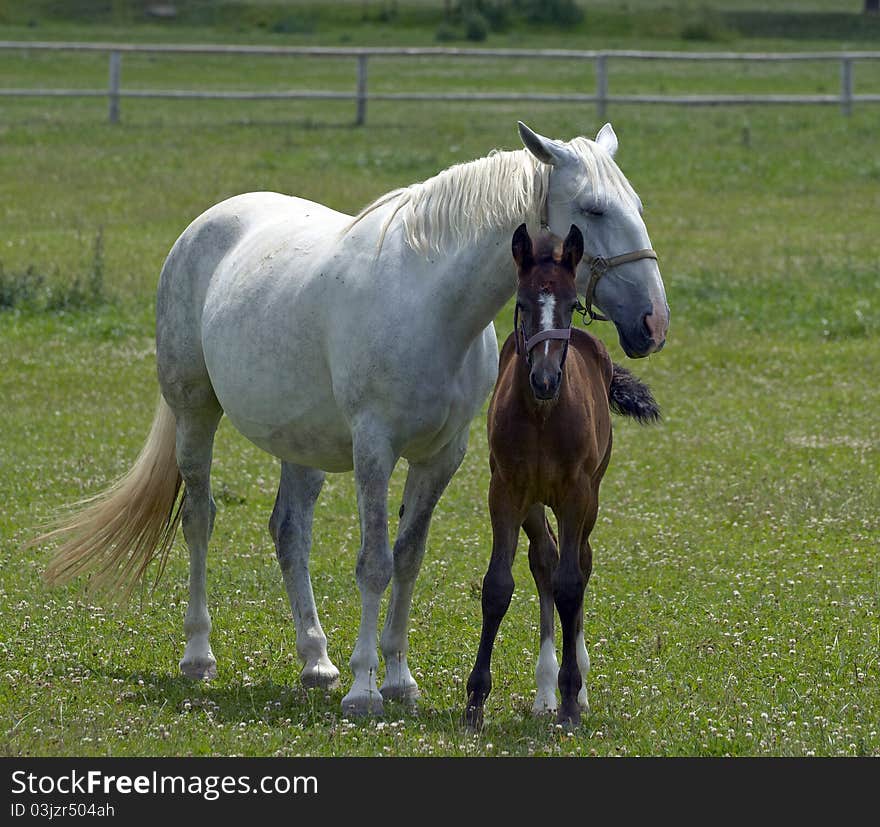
(581, 248, 658, 324)
(514, 303, 572, 359)
(523, 326, 571, 353)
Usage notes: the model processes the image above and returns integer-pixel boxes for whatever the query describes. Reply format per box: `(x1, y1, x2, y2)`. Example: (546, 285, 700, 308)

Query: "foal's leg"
(380, 428, 469, 703)
(269, 462, 339, 690)
(553, 497, 592, 727)
(343, 421, 398, 716)
(465, 477, 523, 728)
(576, 537, 594, 711)
(523, 505, 560, 716)
(176, 406, 223, 680)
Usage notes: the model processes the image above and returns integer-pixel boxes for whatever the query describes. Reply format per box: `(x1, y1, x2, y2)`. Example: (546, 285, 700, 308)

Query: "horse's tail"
(609, 363, 661, 424)
(35, 396, 183, 600)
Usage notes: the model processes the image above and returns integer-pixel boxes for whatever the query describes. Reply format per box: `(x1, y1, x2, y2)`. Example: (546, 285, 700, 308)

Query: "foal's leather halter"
(514, 308, 571, 361)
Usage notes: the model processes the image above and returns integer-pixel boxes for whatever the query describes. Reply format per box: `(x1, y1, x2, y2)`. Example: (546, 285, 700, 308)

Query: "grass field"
(1, 3, 878, 757)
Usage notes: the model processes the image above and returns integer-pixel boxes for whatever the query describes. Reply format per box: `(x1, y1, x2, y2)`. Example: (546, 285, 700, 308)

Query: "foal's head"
(512, 223, 584, 401)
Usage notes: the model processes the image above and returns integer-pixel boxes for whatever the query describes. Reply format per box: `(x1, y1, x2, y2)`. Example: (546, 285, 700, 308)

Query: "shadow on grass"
(93, 666, 588, 742)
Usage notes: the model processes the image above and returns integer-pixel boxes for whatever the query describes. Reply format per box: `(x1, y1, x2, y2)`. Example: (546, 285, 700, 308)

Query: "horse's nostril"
(643, 307, 669, 344)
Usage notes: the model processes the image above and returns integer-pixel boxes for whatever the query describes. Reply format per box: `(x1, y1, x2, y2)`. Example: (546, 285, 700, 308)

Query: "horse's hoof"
(379, 681, 420, 705)
(341, 690, 384, 717)
(531, 699, 558, 717)
(301, 660, 340, 690)
(577, 688, 590, 712)
(179, 655, 217, 681)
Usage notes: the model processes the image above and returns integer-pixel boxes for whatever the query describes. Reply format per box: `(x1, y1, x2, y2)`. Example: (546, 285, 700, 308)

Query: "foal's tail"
(34, 396, 183, 600)
(609, 363, 661, 424)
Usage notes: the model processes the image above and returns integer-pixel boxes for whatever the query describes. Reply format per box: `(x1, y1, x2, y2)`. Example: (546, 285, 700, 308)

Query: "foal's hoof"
(179, 655, 217, 681)
(300, 660, 341, 691)
(464, 705, 484, 730)
(341, 689, 384, 717)
(556, 705, 581, 729)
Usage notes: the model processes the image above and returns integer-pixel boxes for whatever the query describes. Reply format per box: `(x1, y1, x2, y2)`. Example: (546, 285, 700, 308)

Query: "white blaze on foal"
(539, 292, 556, 356)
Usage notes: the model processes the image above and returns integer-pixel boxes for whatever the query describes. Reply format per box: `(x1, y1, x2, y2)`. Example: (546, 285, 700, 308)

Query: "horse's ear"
(595, 123, 618, 157)
(563, 224, 584, 271)
(518, 121, 574, 166)
(512, 223, 533, 268)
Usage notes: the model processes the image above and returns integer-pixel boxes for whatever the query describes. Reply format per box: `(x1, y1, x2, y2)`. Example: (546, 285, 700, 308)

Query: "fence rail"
(1, 41, 879, 124)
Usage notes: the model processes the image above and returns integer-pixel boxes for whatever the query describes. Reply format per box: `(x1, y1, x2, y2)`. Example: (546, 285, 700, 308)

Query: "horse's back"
(156, 192, 356, 464)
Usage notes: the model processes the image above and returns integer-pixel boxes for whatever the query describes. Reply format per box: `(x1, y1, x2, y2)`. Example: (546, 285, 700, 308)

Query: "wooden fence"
(1, 42, 879, 124)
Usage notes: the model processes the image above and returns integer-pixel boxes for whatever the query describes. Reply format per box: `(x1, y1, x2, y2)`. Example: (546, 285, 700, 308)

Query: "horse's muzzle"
(617, 304, 669, 358)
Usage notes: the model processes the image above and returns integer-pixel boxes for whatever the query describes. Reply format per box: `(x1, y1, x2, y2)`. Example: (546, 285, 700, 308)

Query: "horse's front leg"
(465, 476, 523, 729)
(380, 427, 469, 704)
(523, 504, 560, 715)
(269, 462, 339, 690)
(343, 421, 398, 716)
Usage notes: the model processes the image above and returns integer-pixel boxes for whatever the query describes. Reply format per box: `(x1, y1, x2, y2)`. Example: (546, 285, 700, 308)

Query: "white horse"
(42, 121, 668, 715)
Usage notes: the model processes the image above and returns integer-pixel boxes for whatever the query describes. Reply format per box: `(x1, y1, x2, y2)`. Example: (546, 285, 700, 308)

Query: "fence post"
(596, 53, 608, 121)
(356, 54, 368, 126)
(840, 57, 853, 116)
(108, 50, 121, 124)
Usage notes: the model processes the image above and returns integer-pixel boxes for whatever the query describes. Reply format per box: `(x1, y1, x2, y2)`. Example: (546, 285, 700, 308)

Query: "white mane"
(347, 137, 640, 256)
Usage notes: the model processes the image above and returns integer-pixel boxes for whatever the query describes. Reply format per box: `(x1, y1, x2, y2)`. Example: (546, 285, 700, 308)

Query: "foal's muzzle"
(530, 367, 562, 400)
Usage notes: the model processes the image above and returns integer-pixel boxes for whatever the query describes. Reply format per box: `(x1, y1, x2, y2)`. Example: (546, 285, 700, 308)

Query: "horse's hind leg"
(269, 462, 339, 690)
(175, 405, 223, 680)
(523, 504, 559, 716)
(380, 427, 468, 704)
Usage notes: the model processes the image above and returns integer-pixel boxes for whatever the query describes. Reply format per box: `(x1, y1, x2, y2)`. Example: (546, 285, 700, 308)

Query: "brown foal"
(465, 223, 659, 728)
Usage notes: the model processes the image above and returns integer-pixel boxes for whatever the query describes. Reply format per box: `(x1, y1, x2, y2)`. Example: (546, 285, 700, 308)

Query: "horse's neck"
(430, 225, 520, 345)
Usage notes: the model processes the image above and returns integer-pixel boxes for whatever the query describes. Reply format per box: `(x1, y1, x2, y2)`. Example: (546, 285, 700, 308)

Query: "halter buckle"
(590, 256, 609, 277)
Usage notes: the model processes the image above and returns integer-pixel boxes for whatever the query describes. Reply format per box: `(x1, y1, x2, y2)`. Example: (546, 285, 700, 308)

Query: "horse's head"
(518, 121, 669, 359)
(512, 223, 583, 402)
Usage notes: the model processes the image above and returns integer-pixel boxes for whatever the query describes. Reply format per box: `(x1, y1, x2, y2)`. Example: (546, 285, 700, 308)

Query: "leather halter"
(580, 248, 658, 323)
(538, 197, 658, 325)
(513, 302, 572, 365)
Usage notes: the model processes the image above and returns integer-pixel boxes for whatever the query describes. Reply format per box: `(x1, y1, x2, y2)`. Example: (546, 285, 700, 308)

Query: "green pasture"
(1, 5, 878, 757)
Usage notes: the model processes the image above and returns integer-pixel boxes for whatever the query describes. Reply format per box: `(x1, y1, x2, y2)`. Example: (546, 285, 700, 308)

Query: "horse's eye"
(583, 207, 604, 217)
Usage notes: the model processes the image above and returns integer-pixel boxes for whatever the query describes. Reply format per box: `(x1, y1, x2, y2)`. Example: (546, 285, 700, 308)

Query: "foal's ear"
(512, 223, 533, 268)
(562, 225, 584, 271)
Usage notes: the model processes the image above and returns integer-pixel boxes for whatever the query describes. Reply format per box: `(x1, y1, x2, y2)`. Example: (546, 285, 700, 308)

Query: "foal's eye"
(582, 207, 604, 217)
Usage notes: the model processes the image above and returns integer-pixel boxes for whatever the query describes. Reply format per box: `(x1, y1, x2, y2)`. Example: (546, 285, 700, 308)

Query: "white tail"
(37, 396, 183, 600)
